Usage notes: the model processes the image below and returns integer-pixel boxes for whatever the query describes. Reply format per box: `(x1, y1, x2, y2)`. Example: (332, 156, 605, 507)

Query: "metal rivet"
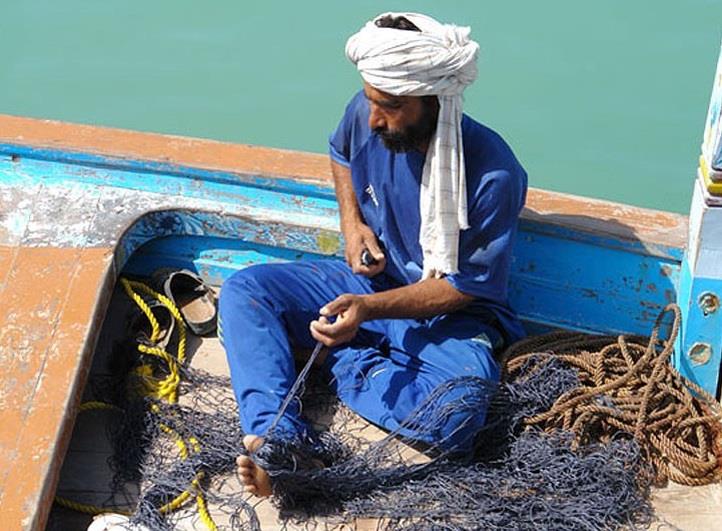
(687, 342, 712, 365)
(698, 292, 720, 316)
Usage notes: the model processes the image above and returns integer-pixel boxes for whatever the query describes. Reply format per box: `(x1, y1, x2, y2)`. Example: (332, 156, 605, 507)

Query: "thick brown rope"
(503, 304, 722, 486)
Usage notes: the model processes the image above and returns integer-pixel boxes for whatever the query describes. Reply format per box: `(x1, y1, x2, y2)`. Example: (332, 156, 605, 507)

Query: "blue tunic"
(329, 91, 528, 343)
(219, 91, 528, 452)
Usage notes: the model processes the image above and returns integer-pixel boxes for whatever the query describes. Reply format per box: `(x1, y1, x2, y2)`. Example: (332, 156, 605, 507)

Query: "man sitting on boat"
(219, 12, 528, 497)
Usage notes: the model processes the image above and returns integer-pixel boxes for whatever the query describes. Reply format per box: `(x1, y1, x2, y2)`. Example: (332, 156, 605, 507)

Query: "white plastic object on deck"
(87, 513, 152, 531)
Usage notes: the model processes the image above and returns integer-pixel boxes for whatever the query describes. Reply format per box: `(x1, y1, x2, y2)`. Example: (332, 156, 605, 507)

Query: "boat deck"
(1, 114, 711, 529)
(46, 281, 722, 531)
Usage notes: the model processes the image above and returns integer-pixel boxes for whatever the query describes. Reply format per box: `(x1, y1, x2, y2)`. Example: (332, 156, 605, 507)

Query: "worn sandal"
(156, 269, 217, 336)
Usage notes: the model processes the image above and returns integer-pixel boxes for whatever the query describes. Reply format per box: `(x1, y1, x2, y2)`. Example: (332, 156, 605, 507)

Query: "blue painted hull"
(0, 141, 684, 340)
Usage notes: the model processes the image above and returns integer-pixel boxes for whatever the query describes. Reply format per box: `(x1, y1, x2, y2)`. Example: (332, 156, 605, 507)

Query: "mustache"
(374, 127, 415, 152)
(374, 127, 401, 139)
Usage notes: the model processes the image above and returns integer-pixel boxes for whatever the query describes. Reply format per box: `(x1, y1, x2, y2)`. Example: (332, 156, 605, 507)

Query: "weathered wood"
(0, 247, 114, 531)
(0, 115, 695, 529)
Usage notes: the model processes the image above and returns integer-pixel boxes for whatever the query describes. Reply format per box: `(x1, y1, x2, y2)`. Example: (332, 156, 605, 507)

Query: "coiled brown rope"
(504, 303, 722, 486)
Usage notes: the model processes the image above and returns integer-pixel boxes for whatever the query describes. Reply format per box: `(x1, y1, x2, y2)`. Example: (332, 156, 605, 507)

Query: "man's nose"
(368, 106, 386, 130)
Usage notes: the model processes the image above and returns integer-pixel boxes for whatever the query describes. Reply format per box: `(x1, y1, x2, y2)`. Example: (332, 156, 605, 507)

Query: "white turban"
(346, 12, 480, 279)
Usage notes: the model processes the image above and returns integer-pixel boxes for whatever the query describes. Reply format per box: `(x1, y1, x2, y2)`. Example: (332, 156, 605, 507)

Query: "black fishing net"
(90, 352, 656, 531)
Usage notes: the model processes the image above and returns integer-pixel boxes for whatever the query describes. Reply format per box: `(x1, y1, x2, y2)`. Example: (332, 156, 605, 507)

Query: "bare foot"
(237, 435, 272, 497)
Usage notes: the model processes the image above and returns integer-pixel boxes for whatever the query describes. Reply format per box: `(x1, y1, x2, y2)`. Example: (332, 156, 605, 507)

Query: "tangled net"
(64, 282, 722, 530)
(505, 304, 722, 487)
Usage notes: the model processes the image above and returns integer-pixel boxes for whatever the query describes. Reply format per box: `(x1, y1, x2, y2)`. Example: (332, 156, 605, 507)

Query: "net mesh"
(67, 286, 721, 531)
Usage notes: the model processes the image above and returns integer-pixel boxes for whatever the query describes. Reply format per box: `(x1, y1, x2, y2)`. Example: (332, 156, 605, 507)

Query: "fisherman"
(219, 12, 528, 497)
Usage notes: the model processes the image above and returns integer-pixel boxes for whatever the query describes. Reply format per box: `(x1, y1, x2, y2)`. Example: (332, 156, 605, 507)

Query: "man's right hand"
(344, 223, 386, 277)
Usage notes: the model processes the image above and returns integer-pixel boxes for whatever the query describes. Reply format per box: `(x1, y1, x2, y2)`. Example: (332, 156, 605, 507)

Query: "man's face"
(363, 83, 438, 152)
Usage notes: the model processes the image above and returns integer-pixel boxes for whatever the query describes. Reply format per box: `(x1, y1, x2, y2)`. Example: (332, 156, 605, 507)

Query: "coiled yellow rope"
(121, 278, 187, 405)
(55, 277, 217, 530)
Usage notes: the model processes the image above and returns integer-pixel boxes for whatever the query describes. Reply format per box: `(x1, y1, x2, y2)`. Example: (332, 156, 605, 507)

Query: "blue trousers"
(218, 260, 501, 452)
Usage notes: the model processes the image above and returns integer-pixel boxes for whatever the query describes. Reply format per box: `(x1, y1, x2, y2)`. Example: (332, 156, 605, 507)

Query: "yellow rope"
(135, 344, 182, 403)
(54, 496, 132, 517)
(196, 488, 219, 531)
(57, 276, 217, 530)
(121, 278, 161, 343)
(157, 423, 199, 513)
(120, 277, 187, 404)
(121, 278, 188, 366)
(78, 401, 123, 413)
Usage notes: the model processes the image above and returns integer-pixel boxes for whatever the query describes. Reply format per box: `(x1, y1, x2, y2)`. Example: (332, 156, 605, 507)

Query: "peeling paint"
(1, 210, 31, 239)
(316, 230, 341, 255)
(580, 288, 599, 300)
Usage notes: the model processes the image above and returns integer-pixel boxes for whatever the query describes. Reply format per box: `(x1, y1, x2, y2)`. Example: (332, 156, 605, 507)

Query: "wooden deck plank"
(0, 114, 332, 184)
(0, 248, 83, 506)
(0, 244, 18, 295)
(651, 482, 722, 530)
(0, 247, 112, 531)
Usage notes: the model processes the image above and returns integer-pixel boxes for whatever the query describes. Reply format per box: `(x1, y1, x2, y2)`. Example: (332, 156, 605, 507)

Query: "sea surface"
(2, 0, 722, 213)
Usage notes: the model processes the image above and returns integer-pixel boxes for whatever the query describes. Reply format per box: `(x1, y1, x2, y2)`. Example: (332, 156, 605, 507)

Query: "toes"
(239, 471, 255, 484)
(236, 447, 271, 498)
(243, 435, 265, 453)
(237, 455, 253, 467)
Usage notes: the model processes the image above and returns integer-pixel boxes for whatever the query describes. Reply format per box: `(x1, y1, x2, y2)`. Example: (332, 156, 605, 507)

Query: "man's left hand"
(309, 294, 370, 347)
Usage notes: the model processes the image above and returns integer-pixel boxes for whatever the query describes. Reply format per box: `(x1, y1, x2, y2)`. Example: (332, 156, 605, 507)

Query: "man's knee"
(431, 377, 495, 452)
(466, 333, 502, 380)
(430, 340, 501, 385)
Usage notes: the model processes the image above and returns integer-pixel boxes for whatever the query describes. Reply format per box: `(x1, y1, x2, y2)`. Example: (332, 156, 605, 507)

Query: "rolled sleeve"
(328, 90, 368, 169)
(329, 135, 351, 167)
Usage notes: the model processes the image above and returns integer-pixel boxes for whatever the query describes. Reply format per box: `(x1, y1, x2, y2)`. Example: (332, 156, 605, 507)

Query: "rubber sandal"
(158, 269, 217, 336)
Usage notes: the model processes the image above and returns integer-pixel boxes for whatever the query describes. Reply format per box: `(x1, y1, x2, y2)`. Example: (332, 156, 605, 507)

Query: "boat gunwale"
(0, 113, 688, 254)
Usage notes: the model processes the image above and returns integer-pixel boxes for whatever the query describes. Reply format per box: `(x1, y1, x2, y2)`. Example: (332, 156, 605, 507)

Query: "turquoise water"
(2, 1, 722, 213)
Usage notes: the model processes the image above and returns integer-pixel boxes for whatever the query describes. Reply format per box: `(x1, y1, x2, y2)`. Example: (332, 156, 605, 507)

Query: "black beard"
(375, 104, 438, 153)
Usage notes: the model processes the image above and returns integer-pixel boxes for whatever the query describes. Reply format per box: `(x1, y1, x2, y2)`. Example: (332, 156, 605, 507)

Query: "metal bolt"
(687, 342, 712, 365)
(698, 292, 720, 316)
